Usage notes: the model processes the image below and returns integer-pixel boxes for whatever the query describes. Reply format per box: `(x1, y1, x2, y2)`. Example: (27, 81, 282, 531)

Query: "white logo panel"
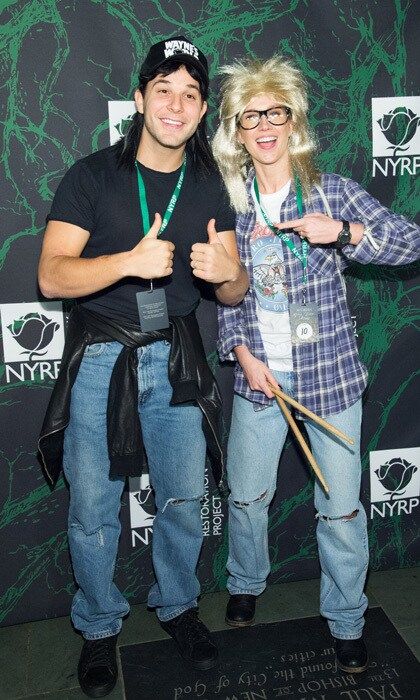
(1, 301, 65, 363)
(108, 100, 136, 145)
(370, 447, 420, 503)
(128, 473, 156, 530)
(372, 96, 420, 157)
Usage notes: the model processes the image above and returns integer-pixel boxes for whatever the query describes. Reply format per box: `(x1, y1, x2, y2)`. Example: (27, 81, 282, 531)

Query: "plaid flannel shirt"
(217, 171, 420, 416)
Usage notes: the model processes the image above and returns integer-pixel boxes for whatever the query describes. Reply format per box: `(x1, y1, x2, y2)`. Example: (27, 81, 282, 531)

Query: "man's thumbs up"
(207, 218, 220, 245)
(146, 212, 162, 238)
(127, 211, 174, 279)
(191, 219, 238, 284)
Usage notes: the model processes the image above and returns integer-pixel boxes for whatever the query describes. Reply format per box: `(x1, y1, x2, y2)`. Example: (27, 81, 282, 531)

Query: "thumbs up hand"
(126, 212, 175, 279)
(206, 218, 220, 245)
(190, 219, 239, 284)
(146, 212, 163, 239)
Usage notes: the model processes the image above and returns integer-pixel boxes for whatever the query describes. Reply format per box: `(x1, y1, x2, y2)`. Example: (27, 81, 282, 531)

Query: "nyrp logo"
(129, 473, 156, 547)
(6, 312, 60, 361)
(377, 107, 420, 156)
(374, 458, 417, 500)
(108, 101, 136, 146)
(372, 96, 420, 177)
(1, 302, 65, 383)
(370, 447, 420, 519)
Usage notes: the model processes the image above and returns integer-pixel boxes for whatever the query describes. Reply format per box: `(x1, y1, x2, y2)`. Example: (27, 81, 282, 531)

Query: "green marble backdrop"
(0, 0, 419, 627)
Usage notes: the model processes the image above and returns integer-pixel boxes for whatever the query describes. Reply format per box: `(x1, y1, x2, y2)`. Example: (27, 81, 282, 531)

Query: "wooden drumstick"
(274, 392, 329, 493)
(268, 383, 354, 446)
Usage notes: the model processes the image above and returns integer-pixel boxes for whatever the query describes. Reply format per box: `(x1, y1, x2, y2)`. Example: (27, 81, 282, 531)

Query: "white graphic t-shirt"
(250, 180, 293, 371)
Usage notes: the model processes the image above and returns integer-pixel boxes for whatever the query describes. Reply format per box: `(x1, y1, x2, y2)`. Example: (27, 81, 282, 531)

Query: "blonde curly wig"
(212, 56, 320, 213)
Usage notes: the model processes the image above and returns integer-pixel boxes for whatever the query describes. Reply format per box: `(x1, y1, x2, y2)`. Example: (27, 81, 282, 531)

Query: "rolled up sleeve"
(217, 303, 250, 361)
(340, 178, 420, 265)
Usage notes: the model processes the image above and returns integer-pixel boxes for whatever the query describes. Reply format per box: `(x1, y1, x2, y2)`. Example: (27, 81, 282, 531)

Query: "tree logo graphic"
(377, 107, 420, 156)
(372, 96, 420, 158)
(108, 101, 136, 145)
(114, 116, 133, 138)
(7, 312, 60, 361)
(370, 448, 420, 505)
(129, 473, 156, 530)
(1, 302, 65, 364)
(375, 458, 417, 500)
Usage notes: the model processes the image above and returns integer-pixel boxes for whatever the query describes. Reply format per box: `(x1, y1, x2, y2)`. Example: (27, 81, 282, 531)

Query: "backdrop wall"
(1, 0, 419, 628)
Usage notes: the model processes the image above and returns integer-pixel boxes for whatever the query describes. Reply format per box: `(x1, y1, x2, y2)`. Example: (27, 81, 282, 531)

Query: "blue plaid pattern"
(217, 171, 420, 416)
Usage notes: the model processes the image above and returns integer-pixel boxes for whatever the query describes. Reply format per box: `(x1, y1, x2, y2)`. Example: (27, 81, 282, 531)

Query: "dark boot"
(334, 637, 368, 673)
(78, 634, 118, 698)
(225, 594, 256, 627)
(160, 608, 218, 670)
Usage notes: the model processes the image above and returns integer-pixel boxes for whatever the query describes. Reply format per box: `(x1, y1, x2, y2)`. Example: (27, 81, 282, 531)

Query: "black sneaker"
(78, 634, 118, 698)
(160, 608, 218, 670)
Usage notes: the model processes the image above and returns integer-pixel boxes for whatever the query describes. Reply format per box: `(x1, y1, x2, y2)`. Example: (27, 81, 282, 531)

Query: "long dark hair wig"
(115, 58, 216, 175)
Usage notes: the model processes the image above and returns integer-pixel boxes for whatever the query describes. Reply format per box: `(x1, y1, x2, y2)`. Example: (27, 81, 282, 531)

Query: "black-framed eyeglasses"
(238, 106, 291, 130)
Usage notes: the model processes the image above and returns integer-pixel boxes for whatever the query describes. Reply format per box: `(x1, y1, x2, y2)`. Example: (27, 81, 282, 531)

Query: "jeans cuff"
(228, 586, 265, 596)
(83, 621, 122, 640)
(329, 621, 364, 640)
(157, 603, 197, 623)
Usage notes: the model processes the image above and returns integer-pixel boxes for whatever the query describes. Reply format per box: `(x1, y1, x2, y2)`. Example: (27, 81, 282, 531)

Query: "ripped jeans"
(63, 340, 206, 639)
(226, 371, 368, 639)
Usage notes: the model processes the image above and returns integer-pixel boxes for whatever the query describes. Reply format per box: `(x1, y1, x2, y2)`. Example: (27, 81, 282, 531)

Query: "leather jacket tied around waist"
(38, 305, 225, 490)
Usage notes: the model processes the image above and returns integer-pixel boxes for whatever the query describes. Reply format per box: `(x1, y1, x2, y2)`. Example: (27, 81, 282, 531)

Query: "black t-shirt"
(47, 145, 235, 322)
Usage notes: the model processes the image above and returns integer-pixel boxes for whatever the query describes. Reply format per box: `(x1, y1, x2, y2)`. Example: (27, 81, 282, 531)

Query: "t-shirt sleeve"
(47, 160, 99, 232)
(214, 179, 236, 232)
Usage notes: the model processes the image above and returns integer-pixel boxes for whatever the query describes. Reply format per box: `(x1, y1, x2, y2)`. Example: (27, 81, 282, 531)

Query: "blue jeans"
(63, 340, 207, 639)
(227, 371, 368, 640)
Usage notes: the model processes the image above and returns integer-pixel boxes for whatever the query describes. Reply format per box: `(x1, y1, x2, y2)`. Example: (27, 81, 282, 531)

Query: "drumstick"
(268, 383, 354, 446)
(274, 392, 330, 493)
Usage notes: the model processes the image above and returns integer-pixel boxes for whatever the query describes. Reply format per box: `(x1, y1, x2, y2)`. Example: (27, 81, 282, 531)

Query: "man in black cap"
(38, 36, 248, 697)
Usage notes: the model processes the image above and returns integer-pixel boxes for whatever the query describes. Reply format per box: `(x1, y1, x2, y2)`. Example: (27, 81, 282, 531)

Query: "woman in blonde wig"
(214, 55, 419, 673)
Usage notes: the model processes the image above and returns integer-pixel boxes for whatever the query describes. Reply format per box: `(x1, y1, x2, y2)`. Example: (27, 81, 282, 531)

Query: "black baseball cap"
(139, 36, 209, 84)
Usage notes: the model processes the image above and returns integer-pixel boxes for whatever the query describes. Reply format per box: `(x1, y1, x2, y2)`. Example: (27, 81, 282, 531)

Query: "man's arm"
(38, 214, 174, 299)
(213, 229, 249, 305)
(190, 221, 249, 306)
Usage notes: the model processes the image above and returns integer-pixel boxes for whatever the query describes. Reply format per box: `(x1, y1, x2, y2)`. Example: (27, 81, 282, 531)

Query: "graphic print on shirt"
(251, 222, 288, 312)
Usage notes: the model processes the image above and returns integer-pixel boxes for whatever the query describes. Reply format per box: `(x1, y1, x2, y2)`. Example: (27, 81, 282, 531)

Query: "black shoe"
(334, 637, 368, 673)
(160, 608, 218, 670)
(78, 634, 118, 698)
(225, 594, 256, 627)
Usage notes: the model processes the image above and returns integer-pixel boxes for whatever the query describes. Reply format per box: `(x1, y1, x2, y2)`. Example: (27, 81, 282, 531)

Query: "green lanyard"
(135, 156, 186, 236)
(253, 174, 308, 285)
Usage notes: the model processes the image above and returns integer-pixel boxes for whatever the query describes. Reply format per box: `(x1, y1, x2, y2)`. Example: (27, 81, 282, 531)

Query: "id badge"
(290, 302, 319, 344)
(136, 288, 169, 331)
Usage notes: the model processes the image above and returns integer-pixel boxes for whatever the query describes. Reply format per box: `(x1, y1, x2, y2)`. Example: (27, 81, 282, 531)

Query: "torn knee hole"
(71, 522, 105, 546)
(162, 494, 203, 511)
(233, 490, 268, 508)
(342, 509, 358, 521)
(317, 508, 359, 522)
